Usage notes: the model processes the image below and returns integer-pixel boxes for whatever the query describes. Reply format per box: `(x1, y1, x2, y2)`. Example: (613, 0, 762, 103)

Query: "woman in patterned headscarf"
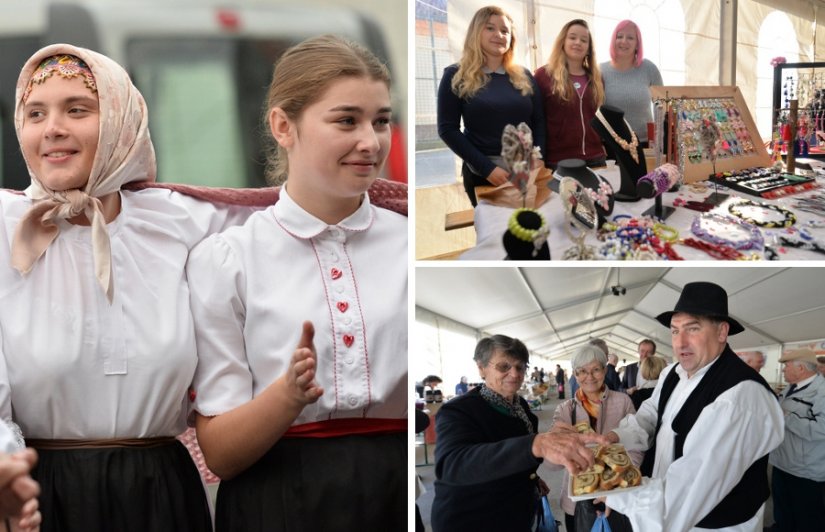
(0, 43, 265, 531)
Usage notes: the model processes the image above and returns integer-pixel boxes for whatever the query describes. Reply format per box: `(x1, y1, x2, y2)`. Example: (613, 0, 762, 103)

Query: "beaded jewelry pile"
(596, 215, 683, 260)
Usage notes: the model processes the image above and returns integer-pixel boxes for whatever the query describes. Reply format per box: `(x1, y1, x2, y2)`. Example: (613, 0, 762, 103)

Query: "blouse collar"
(482, 65, 507, 75)
(273, 186, 374, 239)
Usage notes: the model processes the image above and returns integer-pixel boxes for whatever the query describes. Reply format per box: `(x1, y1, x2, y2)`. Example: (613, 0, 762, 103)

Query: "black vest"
(640, 346, 776, 528)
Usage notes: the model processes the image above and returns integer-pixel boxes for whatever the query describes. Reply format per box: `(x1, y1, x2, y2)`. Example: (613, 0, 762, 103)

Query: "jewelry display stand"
(771, 61, 825, 161)
(650, 86, 771, 184)
(591, 105, 647, 201)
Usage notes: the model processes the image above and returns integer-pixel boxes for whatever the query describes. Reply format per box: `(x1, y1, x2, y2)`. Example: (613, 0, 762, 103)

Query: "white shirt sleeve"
(187, 234, 254, 416)
(608, 380, 784, 532)
(612, 364, 676, 451)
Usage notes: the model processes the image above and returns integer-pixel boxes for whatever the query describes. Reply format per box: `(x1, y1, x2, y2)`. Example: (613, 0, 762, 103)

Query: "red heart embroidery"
(331, 268, 343, 280)
(343, 335, 355, 347)
(337, 301, 349, 313)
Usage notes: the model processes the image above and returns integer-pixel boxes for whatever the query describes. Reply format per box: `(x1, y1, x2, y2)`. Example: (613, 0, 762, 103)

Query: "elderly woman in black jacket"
(430, 335, 606, 531)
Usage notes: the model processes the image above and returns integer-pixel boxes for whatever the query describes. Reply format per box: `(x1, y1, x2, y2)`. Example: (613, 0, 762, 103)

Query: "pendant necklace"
(595, 109, 640, 163)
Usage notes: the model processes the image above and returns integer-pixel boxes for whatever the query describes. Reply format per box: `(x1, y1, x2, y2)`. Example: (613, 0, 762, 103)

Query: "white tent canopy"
(415, 267, 825, 386)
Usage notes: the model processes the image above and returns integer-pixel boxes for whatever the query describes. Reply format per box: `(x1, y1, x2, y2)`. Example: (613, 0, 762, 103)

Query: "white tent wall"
(419, 0, 825, 149)
(415, 306, 480, 394)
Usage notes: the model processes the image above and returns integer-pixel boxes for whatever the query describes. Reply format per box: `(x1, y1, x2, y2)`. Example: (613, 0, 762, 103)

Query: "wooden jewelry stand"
(650, 86, 771, 184)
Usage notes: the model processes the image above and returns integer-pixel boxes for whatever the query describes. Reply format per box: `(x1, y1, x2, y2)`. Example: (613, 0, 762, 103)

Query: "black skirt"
(32, 440, 212, 532)
(215, 432, 406, 532)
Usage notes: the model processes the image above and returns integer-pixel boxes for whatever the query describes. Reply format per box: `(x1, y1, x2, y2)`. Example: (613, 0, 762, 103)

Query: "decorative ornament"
(501, 122, 542, 208)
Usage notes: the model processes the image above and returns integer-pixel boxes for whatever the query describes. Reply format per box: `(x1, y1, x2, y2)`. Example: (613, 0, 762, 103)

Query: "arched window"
(592, 0, 686, 85)
(755, 11, 799, 142)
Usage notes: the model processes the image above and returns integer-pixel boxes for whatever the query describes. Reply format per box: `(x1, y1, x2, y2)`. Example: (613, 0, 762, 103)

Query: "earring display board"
(771, 61, 825, 160)
(651, 86, 770, 184)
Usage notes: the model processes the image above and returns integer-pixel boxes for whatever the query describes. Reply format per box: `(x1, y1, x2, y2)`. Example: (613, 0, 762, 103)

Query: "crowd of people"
(437, 5, 662, 205)
(427, 281, 825, 532)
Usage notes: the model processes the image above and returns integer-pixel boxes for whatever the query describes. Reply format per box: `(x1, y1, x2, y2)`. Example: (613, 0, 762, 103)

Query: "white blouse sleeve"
(0, 329, 24, 451)
(187, 233, 253, 416)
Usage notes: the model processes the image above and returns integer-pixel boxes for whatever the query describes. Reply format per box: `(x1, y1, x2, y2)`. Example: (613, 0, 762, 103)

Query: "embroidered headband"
(22, 54, 97, 103)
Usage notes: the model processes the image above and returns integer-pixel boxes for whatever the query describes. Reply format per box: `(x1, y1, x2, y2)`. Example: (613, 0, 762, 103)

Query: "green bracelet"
(508, 208, 549, 243)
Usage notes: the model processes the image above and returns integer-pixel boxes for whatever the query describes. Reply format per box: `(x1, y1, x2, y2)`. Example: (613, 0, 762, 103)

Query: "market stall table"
(460, 164, 825, 260)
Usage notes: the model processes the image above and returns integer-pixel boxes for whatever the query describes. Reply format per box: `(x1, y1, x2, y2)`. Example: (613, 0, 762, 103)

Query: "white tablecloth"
(460, 165, 825, 260)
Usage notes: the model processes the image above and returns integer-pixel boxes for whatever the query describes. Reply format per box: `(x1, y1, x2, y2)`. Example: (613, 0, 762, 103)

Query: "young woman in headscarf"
(0, 43, 260, 531)
(186, 35, 407, 531)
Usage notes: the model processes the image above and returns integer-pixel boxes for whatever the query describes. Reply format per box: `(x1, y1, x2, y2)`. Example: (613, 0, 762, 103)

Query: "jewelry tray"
(651, 86, 771, 183)
(708, 168, 817, 199)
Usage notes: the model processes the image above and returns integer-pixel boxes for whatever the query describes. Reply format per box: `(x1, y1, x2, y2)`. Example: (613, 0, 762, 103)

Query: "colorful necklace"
(595, 109, 639, 163)
(727, 200, 797, 228)
(690, 212, 764, 250)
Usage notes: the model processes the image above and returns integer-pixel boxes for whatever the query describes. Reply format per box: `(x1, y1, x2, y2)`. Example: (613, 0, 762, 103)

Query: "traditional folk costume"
(187, 185, 407, 531)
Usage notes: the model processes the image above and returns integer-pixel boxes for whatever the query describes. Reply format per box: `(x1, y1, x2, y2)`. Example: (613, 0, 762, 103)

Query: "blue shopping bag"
(591, 513, 613, 532)
(536, 495, 559, 532)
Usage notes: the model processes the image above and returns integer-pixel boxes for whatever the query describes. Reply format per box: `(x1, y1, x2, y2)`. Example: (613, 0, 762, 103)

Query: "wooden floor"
(415, 181, 476, 260)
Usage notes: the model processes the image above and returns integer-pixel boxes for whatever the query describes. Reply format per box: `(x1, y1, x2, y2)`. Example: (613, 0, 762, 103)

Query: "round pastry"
(602, 450, 632, 473)
(573, 470, 600, 495)
(599, 468, 622, 491)
(596, 444, 626, 459)
(620, 466, 642, 488)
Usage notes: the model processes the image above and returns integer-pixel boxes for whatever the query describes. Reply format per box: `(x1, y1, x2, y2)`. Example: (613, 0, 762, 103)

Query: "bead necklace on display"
(681, 237, 747, 260)
(690, 212, 764, 250)
(595, 110, 639, 163)
(777, 235, 825, 255)
(726, 200, 796, 228)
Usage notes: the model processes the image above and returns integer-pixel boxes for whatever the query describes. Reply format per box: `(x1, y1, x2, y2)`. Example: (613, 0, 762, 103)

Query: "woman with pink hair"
(600, 20, 663, 147)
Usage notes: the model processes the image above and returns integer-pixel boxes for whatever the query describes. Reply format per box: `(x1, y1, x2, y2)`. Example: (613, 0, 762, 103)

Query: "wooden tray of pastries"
(568, 442, 644, 501)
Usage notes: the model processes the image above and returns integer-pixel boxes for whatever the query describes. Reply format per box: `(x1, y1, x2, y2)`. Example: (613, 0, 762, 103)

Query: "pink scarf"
(12, 43, 156, 302)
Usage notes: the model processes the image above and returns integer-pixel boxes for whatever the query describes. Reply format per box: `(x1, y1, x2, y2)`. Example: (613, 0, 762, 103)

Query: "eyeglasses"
(492, 362, 528, 374)
(575, 367, 605, 378)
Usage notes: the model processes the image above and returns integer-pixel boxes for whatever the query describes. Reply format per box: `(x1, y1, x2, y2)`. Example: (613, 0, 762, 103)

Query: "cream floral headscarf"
(12, 43, 156, 303)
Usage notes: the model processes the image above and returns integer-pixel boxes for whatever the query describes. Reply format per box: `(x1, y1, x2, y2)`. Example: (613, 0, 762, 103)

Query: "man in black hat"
(603, 282, 783, 531)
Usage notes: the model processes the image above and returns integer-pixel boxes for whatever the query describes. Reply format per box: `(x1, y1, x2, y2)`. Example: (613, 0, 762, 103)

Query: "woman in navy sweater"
(437, 5, 545, 206)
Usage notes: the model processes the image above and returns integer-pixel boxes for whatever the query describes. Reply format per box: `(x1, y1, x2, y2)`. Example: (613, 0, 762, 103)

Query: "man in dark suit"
(621, 339, 656, 395)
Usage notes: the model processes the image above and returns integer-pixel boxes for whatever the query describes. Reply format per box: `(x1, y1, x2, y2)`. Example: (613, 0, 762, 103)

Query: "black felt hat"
(655, 281, 744, 335)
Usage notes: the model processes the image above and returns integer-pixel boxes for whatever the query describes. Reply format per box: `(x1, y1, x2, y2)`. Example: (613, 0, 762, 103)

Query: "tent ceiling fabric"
(415, 267, 825, 363)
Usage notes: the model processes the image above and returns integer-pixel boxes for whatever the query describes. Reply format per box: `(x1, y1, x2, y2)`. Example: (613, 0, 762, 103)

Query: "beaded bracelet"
(508, 209, 550, 251)
(690, 212, 764, 250)
(727, 200, 796, 228)
(653, 223, 679, 243)
(637, 167, 671, 198)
